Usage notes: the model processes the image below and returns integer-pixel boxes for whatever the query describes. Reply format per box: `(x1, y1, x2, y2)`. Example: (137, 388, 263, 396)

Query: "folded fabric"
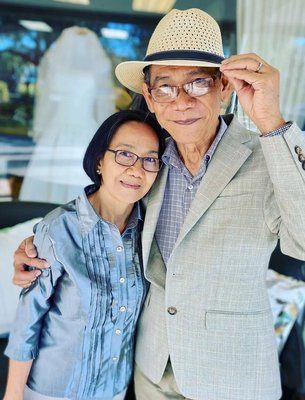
(0, 217, 41, 336)
(267, 268, 305, 354)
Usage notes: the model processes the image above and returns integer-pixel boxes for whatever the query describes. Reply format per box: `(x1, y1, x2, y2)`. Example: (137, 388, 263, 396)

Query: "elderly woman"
(4, 110, 165, 400)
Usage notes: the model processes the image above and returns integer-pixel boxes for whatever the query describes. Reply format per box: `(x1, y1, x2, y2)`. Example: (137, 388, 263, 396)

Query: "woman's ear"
(96, 159, 102, 175)
(141, 83, 155, 113)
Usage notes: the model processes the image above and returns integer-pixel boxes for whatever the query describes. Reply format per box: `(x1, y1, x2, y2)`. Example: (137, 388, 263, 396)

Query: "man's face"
(142, 65, 231, 147)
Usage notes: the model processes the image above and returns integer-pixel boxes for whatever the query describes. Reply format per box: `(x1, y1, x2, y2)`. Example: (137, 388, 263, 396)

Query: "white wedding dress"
(19, 26, 115, 204)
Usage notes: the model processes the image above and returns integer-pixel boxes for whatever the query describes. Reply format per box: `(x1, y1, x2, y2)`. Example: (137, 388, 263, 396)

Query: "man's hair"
(143, 66, 151, 87)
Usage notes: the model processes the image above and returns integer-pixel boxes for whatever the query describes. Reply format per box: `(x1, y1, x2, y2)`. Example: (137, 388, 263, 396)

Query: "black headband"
(144, 50, 224, 64)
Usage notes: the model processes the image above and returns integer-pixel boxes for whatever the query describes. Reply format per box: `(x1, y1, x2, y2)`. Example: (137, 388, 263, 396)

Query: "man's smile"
(173, 118, 201, 125)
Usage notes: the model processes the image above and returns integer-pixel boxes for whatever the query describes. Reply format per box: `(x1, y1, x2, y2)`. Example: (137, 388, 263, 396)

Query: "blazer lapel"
(173, 117, 253, 250)
(142, 166, 169, 273)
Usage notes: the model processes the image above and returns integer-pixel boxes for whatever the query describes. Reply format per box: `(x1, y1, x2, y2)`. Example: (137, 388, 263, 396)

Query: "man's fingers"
(12, 237, 49, 288)
(221, 53, 268, 70)
(14, 237, 49, 270)
(24, 236, 38, 258)
(14, 251, 49, 269)
(20, 282, 33, 289)
(12, 269, 40, 286)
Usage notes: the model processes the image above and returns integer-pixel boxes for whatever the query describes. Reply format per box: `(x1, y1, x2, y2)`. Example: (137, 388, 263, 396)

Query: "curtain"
(236, 0, 305, 131)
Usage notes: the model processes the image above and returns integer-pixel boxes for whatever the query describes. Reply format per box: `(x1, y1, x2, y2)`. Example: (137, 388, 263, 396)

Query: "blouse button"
(119, 306, 126, 312)
(112, 357, 118, 362)
(117, 246, 123, 252)
(119, 277, 125, 283)
(115, 329, 121, 335)
(41, 268, 50, 277)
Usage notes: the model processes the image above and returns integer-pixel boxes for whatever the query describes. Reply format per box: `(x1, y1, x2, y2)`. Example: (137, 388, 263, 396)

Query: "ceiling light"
(19, 20, 53, 32)
(101, 28, 129, 40)
(132, 0, 176, 14)
(54, 0, 90, 5)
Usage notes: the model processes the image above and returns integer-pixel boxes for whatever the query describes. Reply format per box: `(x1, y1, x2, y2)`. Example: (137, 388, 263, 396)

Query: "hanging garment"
(20, 26, 115, 204)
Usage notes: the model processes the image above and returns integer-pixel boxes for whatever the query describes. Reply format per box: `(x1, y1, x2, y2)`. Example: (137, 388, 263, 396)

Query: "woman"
(4, 110, 165, 400)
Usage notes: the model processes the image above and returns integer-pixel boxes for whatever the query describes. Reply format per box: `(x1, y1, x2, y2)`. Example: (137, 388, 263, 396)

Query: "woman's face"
(97, 120, 160, 206)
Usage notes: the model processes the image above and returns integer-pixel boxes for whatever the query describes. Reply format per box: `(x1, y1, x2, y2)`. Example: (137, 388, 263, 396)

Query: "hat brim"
(115, 59, 223, 94)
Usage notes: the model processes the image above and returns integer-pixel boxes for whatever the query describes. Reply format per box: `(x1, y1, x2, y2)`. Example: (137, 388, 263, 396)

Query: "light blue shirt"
(5, 185, 146, 400)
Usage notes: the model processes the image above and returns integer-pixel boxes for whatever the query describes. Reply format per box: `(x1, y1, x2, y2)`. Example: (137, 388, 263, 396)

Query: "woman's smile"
(120, 179, 141, 189)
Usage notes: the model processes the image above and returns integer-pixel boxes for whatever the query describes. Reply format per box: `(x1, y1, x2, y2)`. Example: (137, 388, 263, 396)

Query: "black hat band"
(144, 50, 225, 63)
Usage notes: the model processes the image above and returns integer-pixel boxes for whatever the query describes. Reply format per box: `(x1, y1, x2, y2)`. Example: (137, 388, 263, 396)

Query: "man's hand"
(13, 236, 49, 288)
(220, 53, 285, 135)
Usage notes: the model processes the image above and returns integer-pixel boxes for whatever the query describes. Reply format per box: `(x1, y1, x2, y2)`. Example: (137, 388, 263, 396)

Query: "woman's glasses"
(107, 149, 162, 172)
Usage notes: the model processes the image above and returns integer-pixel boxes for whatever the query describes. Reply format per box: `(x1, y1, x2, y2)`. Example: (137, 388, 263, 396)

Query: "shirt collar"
(126, 201, 143, 230)
(77, 184, 143, 235)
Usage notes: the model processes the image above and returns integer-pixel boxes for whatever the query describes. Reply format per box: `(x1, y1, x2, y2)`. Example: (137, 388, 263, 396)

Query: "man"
(12, 8, 305, 400)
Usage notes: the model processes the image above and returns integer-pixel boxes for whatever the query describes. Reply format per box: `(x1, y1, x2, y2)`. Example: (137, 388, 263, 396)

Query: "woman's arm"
(5, 221, 64, 370)
(3, 359, 33, 400)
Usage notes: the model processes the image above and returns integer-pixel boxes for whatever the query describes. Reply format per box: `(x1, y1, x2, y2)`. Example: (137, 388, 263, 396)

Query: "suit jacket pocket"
(210, 193, 253, 211)
(205, 309, 273, 333)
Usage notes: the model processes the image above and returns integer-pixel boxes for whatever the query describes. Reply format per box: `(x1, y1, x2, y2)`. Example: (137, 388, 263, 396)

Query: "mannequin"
(20, 26, 115, 203)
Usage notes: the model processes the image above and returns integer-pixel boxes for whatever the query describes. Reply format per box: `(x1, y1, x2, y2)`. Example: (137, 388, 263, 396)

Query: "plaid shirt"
(155, 117, 228, 264)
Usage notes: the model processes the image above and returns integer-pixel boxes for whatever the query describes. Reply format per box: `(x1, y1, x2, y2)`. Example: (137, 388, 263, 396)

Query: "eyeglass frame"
(107, 148, 162, 173)
(147, 69, 221, 103)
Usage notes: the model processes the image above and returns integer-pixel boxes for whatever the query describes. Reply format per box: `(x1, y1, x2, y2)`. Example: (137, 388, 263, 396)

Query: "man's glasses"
(107, 149, 162, 173)
(148, 72, 220, 103)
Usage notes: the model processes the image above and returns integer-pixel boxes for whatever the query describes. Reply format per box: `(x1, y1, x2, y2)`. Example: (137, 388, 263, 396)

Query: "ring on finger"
(255, 61, 263, 73)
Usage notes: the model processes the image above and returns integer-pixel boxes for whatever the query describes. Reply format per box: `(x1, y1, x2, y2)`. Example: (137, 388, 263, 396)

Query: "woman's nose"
(126, 160, 145, 177)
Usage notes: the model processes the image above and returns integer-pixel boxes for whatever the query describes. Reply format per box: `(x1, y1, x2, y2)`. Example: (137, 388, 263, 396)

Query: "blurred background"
(0, 0, 304, 203)
(0, 0, 238, 201)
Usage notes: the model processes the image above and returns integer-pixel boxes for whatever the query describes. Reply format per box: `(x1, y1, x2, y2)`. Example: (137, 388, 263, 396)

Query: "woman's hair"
(83, 109, 166, 186)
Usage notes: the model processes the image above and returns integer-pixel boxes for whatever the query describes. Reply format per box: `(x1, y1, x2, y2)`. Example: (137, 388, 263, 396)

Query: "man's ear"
(141, 82, 155, 113)
(220, 74, 233, 105)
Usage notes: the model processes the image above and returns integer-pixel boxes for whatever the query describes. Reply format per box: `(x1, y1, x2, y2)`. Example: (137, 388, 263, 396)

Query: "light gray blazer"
(135, 116, 305, 400)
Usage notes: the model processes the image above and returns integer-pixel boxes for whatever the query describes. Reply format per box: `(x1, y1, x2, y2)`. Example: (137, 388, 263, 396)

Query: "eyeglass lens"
(150, 75, 218, 103)
(112, 150, 161, 172)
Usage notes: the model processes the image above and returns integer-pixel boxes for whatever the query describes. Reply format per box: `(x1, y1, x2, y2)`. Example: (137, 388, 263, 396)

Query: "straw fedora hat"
(115, 8, 225, 94)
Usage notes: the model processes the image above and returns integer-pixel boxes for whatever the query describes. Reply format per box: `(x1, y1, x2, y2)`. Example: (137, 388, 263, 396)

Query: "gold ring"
(255, 61, 263, 73)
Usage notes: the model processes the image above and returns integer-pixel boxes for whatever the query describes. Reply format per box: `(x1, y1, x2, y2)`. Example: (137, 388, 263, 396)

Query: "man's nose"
(174, 88, 194, 109)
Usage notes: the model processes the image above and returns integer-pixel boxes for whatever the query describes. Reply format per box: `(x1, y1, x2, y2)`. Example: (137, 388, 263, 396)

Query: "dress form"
(19, 26, 115, 203)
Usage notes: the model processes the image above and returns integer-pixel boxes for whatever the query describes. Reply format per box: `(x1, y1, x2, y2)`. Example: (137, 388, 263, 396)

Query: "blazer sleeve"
(4, 220, 64, 361)
(260, 123, 305, 259)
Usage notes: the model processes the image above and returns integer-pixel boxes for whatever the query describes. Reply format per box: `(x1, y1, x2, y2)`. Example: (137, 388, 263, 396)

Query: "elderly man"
(12, 8, 305, 400)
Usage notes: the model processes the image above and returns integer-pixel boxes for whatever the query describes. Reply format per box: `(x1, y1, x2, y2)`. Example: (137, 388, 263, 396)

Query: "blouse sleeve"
(4, 220, 64, 361)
